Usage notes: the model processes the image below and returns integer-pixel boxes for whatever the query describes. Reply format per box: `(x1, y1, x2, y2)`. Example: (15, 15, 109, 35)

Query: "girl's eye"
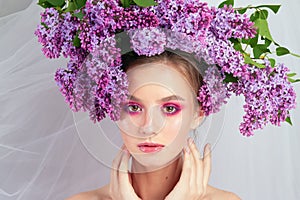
(162, 104, 181, 115)
(127, 104, 142, 113)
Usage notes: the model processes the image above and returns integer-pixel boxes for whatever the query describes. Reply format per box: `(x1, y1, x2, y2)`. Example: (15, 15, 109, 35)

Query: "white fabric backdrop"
(0, 0, 299, 199)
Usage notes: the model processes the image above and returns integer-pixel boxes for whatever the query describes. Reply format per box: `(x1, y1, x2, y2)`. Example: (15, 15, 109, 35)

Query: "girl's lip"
(137, 142, 165, 153)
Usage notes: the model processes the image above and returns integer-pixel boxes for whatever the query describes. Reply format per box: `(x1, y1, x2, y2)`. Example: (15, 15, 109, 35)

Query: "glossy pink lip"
(137, 142, 165, 153)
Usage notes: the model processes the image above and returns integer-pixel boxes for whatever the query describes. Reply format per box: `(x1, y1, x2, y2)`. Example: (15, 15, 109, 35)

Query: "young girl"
(67, 51, 241, 199)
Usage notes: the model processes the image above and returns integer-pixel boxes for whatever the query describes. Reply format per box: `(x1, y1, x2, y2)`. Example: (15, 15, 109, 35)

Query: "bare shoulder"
(204, 185, 241, 200)
(65, 184, 111, 200)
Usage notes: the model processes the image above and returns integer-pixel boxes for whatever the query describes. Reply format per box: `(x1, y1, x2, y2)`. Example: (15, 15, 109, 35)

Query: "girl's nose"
(138, 106, 164, 136)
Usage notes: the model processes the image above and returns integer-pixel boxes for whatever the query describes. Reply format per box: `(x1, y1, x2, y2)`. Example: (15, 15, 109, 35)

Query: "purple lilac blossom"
(34, 8, 62, 58)
(79, 0, 124, 52)
(151, 0, 212, 44)
(210, 5, 256, 40)
(54, 61, 79, 111)
(204, 31, 249, 78)
(128, 27, 166, 56)
(81, 36, 128, 121)
(165, 29, 201, 54)
(60, 12, 80, 59)
(197, 66, 230, 116)
(236, 61, 296, 136)
(91, 65, 129, 121)
(122, 6, 160, 30)
(85, 36, 122, 83)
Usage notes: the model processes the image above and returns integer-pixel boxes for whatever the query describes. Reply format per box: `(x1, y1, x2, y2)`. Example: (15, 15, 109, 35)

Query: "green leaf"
(46, 0, 65, 7)
(233, 42, 243, 52)
(73, 33, 81, 47)
(263, 38, 272, 47)
(285, 116, 292, 126)
(223, 73, 239, 83)
(230, 38, 244, 52)
(218, 0, 234, 8)
(254, 18, 274, 42)
(74, 0, 86, 9)
(73, 11, 84, 19)
(237, 7, 248, 14)
(244, 54, 266, 68)
(276, 47, 290, 56)
(133, 0, 158, 7)
(288, 77, 300, 83)
(268, 58, 276, 67)
(259, 9, 269, 19)
(242, 36, 258, 47)
(121, 0, 131, 8)
(250, 11, 260, 22)
(65, 1, 77, 12)
(287, 73, 297, 77)
(256, 5, 281, 14)
(65, 0, 86, 11)
(38, 0, 54, 8)
(250, 35, 259, 48)
(253, 44, 270, 59)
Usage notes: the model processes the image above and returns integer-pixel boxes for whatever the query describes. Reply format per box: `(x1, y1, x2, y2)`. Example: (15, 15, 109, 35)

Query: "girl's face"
(117, 63, 203, 172)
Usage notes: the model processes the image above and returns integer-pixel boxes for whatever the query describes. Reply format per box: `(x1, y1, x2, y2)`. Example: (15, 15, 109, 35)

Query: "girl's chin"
(130, 151, 182, 173)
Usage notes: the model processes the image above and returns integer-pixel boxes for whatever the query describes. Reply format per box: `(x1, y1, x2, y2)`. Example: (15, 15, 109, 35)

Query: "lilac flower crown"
(35, 0, 298, 137)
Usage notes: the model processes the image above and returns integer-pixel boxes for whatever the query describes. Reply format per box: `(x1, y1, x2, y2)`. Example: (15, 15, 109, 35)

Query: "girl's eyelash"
(161, 104, 182, 115)
(124, 103, 142, 114)
(124, 102, 182, 116)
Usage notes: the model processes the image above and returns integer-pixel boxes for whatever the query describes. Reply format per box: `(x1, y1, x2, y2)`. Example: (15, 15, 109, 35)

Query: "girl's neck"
(130, 154, 183, 200)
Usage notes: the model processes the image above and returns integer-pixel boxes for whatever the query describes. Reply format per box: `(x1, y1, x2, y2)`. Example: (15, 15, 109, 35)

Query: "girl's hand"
(165, 138, 212, 200)
(109, 145, 141, 200)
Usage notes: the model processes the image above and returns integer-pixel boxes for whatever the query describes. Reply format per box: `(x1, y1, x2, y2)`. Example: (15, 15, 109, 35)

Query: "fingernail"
(206, 143, 211, 151)
(185, 146, 190, 154)
(124, 149, 130, 155)
(188, 137, 193, 145)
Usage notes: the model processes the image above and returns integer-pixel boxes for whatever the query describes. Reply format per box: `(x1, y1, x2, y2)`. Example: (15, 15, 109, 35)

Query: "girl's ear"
(190, 106, 204, 130)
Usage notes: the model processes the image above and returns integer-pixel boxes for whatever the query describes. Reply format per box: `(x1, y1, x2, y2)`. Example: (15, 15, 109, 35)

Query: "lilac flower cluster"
(85, 36, 122, 82)
(79, 0, 123, 52)
(60, 12, 80, 59)
(54, 36, 129, 122)
(36, 0, 297, 136)
(34, 8, 83, 60)
(232, 61, 296, 136)
(84, 36, 129, 121)
(197, 66, 230, 115)
(128, 27, 166, 56)
(204, 31, 249, 77)
(165, 30, 200, 54)
(151, 0, 213, 43)
(210, 5, 256, 40)
(35, 8, 62, 58)
(54, 61, 79, 112)
(79, 0, 160, 52)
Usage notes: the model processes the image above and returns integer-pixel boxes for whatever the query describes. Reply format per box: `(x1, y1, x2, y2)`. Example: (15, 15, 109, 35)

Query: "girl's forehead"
(127, 63, 192, 93)
(126, 63, 194, 98)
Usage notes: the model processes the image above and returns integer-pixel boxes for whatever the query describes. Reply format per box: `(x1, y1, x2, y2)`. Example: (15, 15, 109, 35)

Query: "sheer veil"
(1, 0, 300, 200)
(0, 1, 111, 199)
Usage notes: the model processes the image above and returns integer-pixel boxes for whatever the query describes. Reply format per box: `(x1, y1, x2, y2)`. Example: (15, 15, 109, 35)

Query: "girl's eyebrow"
(129, 95, 185, 102)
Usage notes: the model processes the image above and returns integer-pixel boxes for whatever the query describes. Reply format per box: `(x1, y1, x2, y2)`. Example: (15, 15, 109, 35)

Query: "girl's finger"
(118, 148, 131, 188)
(202, 143, 212, 187)
(110, 145, 126, 192)
(188, 138, 203, 190)
(177, 146, 191, 185)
